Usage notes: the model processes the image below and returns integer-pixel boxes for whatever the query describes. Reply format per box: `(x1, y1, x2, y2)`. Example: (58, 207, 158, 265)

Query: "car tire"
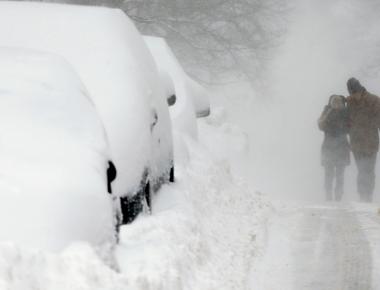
(119, 180, 150, 224)
(144, 181, 151, 212)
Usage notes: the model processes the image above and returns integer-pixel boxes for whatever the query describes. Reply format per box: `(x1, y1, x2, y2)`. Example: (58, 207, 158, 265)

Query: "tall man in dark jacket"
(346, 78, 380, 202)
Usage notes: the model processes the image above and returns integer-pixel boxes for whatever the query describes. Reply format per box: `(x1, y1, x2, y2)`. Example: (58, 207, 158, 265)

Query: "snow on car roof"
(0, 2, 162, 193)
(0, 48, 85, 94)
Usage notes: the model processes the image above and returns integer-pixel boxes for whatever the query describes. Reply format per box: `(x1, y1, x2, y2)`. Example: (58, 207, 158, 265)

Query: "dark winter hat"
(347, 78, 365, 95)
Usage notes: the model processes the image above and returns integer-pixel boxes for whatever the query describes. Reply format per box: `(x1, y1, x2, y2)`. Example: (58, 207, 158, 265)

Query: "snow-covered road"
(250, 203, 380, 290)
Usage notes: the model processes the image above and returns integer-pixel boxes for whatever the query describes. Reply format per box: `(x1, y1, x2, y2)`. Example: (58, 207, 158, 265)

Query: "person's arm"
(365, 93, 380, 129)
(373, 95, 380, 129)
(318, 106, 332, 131)
(342, 109, 351, 134)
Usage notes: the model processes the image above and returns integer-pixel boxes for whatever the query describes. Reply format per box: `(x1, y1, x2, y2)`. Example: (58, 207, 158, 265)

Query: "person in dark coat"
(346, 78, 380, 202)
(318, 95, 350, 201)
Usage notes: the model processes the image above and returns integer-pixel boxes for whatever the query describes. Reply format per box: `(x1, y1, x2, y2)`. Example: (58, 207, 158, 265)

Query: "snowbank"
(115, 111, 270, 289)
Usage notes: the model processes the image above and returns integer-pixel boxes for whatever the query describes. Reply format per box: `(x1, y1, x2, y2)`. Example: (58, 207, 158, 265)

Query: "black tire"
(119, 181, 150, 224)
(144, 181, 151, 210)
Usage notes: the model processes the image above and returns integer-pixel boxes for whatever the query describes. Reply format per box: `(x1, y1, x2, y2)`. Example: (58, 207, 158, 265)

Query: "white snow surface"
(249, 202, 380, 290)
(0, 48, 114, 252)
(0, 1, 172, 195)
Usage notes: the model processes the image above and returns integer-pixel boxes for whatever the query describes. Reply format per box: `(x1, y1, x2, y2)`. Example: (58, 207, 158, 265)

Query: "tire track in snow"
(250, 205, 373, 290)
(293, 207, 372, 290)
(354, 206, 380, 290)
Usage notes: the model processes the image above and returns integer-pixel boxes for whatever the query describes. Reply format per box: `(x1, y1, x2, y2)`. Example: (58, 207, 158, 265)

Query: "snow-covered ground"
(249, 202, 380, 290)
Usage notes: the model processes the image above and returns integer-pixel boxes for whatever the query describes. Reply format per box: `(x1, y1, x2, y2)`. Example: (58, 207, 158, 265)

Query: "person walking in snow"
(346, 78, 380, 202)
(318, 95, 350, 201)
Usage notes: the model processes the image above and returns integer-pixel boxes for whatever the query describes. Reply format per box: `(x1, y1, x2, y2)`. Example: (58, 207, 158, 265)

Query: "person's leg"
(354, 152, 377, 202)
(335, 165, 345, 201)
(362, 153, 376, 202)
(324, 165, 334, 201)
(354, 152, 367, 201)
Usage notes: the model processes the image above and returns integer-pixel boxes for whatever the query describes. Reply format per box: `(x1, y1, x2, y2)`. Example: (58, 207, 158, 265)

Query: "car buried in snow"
(0, 48, 116, 252)
(0, 2, 175, 230)
(144, 36, 211, 139)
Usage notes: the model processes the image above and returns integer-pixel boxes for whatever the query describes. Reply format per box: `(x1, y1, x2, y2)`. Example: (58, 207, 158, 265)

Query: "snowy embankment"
(115, 109, 272, 289)
(0, 105, 271, 289)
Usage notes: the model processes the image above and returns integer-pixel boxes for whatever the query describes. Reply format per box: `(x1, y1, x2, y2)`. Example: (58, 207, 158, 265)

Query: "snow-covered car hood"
(0, 48, 114, 251)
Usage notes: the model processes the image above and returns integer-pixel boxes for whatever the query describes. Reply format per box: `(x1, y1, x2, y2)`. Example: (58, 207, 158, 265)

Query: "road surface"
(249, 203, 380, 290)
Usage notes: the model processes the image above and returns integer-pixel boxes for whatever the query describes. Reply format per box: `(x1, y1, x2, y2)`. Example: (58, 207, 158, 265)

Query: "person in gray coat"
(318, 95, 350, 201)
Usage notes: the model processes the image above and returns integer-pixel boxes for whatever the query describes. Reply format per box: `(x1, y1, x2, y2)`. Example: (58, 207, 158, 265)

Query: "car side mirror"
(107, 161, 117, 194)
(167, 94, 176, 106)
(158, 71, 176, 106)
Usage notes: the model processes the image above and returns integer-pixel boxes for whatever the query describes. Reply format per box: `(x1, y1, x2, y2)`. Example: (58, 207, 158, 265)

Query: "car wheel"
(119, 184, 148, 224)
(144, 181, 151, 212)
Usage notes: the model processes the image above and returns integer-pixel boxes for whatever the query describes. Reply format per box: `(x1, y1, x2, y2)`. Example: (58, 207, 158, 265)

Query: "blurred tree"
(122, 0, 288, 83)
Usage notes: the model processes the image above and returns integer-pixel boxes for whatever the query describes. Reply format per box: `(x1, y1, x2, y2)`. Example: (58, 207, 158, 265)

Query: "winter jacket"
(318, 106, 350, 167)
(347, 90, 380, 154)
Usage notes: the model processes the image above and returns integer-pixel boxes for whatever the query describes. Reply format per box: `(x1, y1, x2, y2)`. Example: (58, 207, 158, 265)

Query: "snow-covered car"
(144, 36, 211, 139)
(0, 48, 115, 252)
(0, 2, 174, 225)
